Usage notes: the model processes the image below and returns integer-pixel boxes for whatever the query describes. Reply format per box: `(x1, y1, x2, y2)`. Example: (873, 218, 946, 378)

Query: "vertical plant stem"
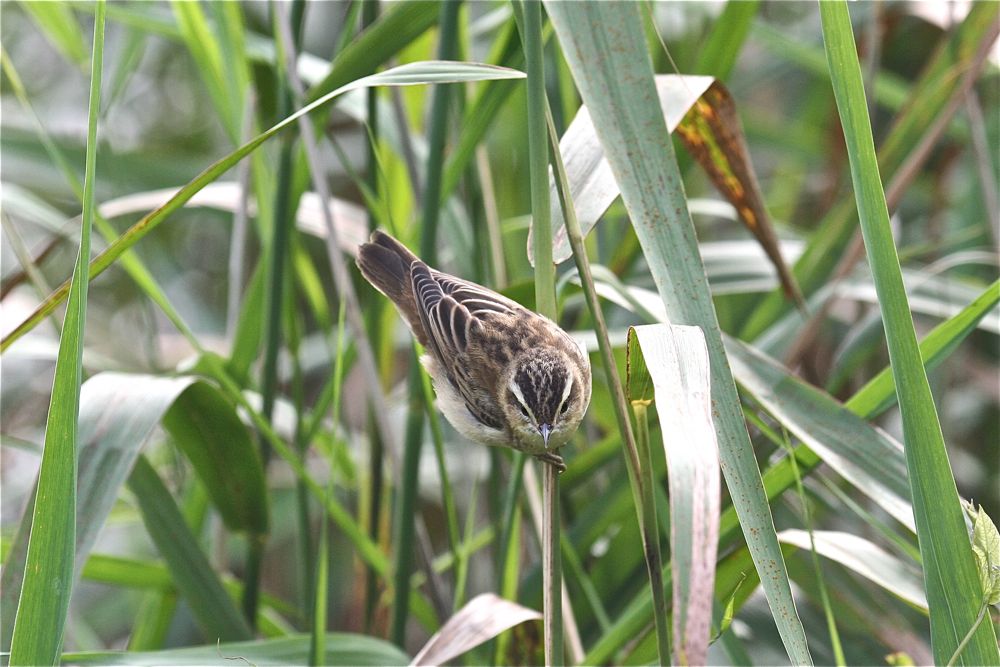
(246, 0, 306, 627)
(390, 361, 427, 647)
(520, 1, 561, 663)
(542, 463, 562, 666)
(312, 300, 347, 667)
(546, 106, 671, 664)
(360, 0, 385, 632)
(287, 298, 315, 620)
(391, 0, 461, 647)
(780, 429, 844, 666)
(631, 402, 672, 663)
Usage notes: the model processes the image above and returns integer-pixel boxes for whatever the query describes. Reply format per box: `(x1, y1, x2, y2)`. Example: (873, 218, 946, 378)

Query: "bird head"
(499, 347, 588, 453)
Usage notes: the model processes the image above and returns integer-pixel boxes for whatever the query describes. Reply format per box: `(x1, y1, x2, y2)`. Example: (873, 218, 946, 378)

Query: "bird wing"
(410, 263, 511, 431)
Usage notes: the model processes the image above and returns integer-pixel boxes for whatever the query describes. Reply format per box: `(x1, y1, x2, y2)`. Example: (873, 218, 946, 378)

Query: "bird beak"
(539, 423, 552, 448)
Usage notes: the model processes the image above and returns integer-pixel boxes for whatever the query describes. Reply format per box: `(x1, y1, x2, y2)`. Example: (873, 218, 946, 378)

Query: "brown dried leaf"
(676, 82, 805, 308)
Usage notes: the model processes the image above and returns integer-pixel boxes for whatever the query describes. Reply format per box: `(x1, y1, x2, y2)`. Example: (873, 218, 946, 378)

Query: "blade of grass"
(820, 4, 999, 663)
(544, 3, 812, 662)
(628, 324, 721, 666)
(1, 60, 527, 353)
(8, 6, 104, 663)
(20, 0, 88, 68)
(126, 455, 253, 641)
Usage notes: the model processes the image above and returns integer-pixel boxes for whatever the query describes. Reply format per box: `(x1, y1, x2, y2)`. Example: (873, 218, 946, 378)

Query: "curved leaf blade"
(544, 2, 812, 663)
(628, 324, 720, 666)
(0, 60, 526, 353)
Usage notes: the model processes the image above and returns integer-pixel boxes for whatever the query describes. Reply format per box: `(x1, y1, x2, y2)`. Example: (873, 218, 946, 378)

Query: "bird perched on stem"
(357, 231, 591, 471)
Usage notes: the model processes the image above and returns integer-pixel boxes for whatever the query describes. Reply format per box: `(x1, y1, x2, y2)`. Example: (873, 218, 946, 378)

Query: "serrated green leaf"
(964, 503, 1000, 607)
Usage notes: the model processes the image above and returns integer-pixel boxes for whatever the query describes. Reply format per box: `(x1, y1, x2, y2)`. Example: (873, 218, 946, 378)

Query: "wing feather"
(410, 263, 505, 430)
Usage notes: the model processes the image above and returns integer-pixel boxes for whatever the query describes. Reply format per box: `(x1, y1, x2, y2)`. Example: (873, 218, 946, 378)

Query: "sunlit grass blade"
(820, 4, 999, 663)
(544, 3, 812, 663)
(628, 324, 721, 666)
(410, 594, 541, 666)
(778, 530, 927, 610)
(8, 5, 104, 663)
(0, 60, 526, 353)
(20, 1, 88, 68)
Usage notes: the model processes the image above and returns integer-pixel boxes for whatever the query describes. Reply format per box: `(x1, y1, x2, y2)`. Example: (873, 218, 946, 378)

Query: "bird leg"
(534, 452, 566, 474)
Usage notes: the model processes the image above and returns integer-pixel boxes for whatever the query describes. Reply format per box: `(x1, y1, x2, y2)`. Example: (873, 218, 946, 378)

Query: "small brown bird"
(357, 231, 591, 471)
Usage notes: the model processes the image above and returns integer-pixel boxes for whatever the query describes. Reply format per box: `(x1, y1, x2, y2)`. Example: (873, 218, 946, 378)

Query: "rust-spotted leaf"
(676, 83, 804, 308)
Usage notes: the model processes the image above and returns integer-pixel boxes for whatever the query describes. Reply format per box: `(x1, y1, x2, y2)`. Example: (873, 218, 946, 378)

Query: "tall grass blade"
(390, 0, 462, 647)
(628, 324, 720, 666)
(8, 5, 104, 663)
(544, 3, 812, 662)
(126, 456, 253, 642)
(820, 4, 999, 663)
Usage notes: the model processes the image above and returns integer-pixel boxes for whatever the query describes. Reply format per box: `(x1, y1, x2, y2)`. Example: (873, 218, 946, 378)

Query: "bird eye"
(560, 401, 570, 415)
(517, 403, 529, 418)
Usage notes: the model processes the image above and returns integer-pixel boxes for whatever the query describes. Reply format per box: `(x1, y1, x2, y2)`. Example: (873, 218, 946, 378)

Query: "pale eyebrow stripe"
(508, 380, 536, 422)
(561, 373, 574, 404)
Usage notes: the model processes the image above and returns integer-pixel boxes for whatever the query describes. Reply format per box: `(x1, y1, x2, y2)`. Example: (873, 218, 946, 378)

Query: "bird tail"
(356, 231, 427, 344)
